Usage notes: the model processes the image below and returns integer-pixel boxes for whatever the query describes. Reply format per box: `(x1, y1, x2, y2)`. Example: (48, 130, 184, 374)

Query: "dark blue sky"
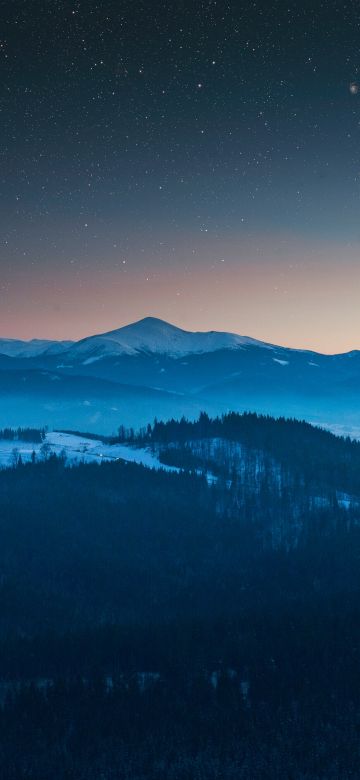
(1, 1, 360, 350)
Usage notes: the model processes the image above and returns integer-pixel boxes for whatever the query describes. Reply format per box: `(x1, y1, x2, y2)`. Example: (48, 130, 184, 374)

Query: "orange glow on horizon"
(2, 234, 359, 355)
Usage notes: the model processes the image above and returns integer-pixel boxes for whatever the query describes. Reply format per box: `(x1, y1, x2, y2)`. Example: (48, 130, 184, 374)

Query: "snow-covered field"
(0, 431, 180, 473)
(1, 432, 358, 511)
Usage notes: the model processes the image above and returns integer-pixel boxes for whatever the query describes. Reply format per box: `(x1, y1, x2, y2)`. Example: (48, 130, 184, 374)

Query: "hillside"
(1, 414, 360, 777)
(1, 318, 360, 435)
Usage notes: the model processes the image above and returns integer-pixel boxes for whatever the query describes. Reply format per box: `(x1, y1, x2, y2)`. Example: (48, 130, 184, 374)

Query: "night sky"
(1, 1, 360, 351)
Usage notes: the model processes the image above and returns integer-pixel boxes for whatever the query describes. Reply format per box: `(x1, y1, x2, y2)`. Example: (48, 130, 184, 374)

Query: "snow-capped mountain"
(0, 318, 271, 363)
(64, 317, 271, 363)
(1, 317, 360, 436)
(0, 338, 73, 359)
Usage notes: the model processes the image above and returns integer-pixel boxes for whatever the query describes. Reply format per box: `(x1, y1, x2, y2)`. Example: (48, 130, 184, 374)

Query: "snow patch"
(273, 358, 289, 366)
(82, 356, 104, 365)
(0, 432, 181, 473)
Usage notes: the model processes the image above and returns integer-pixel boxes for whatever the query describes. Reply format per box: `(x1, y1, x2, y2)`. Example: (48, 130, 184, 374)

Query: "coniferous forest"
(1, 414, 360, 777)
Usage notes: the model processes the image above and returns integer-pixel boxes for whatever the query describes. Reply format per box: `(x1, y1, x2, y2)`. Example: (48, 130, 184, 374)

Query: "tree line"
(0, 426, 46, 443)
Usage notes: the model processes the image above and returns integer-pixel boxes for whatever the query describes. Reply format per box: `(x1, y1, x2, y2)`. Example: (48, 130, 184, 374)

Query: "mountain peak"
(131, 316, 174, 327)
(73, 316, 269, 359)
(0, 318, 271, 362)
(108, 316, 183, 335)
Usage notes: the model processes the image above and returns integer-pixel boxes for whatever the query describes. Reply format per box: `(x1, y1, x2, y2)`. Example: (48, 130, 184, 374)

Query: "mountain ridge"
(64, 316, 274, 362)
(2, 317, 360, 437)
(2, 316, 358, 360)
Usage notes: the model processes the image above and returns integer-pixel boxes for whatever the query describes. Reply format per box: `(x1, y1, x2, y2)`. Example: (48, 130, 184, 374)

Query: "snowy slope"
(0, 338, 73, 358)
(65, 317, 272, 362)
(0, 431, 180, 472)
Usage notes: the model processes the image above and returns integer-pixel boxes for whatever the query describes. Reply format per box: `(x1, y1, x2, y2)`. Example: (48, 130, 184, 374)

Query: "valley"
(1, 317, 360, 435)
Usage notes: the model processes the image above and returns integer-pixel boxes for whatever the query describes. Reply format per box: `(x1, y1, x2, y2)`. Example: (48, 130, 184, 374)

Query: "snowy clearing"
(0, 431, 180, 473)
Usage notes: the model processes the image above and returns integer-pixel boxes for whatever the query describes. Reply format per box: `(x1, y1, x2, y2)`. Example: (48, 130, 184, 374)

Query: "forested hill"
(2, 414, 360, 777)
(148, 411, 360, 491)
(0, 414, 360, 643)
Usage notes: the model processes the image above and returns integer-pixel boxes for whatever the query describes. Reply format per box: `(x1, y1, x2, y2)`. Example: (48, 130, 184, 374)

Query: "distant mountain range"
(0, 317, 268, 360)
(1, 317, 360, 435)
(0, 338, 73, 359)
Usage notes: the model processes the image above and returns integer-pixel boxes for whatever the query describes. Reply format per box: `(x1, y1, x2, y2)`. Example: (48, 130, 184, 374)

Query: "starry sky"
(1, 0, 360, 352)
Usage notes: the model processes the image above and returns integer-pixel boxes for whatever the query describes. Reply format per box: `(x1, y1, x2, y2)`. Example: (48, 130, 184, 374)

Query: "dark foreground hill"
(1, 413, 360, 778)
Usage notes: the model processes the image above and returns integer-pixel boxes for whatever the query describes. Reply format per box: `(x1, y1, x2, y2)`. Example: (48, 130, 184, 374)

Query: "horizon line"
(0, 315, 358, 358)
